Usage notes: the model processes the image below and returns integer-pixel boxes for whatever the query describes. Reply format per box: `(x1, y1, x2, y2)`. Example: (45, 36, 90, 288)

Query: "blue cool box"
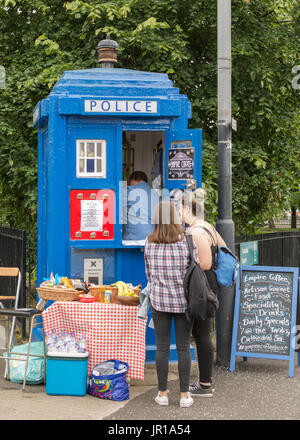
(46, 352, 89, 396)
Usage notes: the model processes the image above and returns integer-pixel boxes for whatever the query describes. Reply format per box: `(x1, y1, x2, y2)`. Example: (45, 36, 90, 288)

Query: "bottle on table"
(51, 328, 58, 343)
(65, 332, 78, 353)
(104, 290, 112, 303)
(55, 334, 66, 352)
(78, 334, 87, 353)
(44, 332, 55, 352)
(61, 331, 67, 342)
(44, 328, 59, 352)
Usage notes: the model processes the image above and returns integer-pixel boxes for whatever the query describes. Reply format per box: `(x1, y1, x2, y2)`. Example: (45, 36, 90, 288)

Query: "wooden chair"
(0, 268, 22, 358)
(0, 267, 46, 391)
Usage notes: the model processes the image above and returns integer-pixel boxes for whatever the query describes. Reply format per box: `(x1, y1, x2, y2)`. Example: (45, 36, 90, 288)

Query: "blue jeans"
(151, 305, 194, 392)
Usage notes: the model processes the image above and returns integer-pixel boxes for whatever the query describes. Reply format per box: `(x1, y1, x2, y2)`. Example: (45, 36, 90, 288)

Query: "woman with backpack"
(144, 200, 198, 408)
(180, 188, 226, 397)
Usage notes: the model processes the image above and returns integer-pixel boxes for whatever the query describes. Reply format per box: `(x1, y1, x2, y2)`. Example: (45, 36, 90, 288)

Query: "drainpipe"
(216, 0, 235, 368)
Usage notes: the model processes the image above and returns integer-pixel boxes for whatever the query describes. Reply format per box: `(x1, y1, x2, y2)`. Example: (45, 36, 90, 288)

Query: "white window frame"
(76, 139, 107, 178)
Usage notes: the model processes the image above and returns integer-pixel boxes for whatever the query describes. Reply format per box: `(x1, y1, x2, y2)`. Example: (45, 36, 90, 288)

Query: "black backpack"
(183, 234, 219, 321)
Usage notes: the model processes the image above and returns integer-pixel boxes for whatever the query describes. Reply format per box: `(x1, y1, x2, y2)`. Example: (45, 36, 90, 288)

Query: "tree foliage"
(0, 0, 299, 235)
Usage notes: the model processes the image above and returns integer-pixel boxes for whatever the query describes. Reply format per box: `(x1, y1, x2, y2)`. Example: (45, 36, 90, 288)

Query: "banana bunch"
(111, 281, 139, 297)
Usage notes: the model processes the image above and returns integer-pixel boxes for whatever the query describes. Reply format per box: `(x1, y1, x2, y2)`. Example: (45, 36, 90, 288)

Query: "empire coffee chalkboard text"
(230, 266, 299, 377)
(236, 270, 294, 356)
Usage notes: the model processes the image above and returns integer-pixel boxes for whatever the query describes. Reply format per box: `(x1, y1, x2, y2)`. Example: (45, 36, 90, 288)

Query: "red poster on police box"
(70, 189, 114, 240)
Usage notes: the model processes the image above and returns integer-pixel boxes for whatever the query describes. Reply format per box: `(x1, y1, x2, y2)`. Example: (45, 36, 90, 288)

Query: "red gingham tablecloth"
(42, 302, 148, 380)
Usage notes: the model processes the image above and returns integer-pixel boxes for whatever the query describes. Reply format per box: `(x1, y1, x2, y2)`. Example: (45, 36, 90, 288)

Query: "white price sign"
(80, 200, 103, 232)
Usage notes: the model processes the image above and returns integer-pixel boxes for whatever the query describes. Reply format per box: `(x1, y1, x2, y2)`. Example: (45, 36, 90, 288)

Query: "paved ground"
(1, 354, 300, 421)
(106, 356, 300, 420)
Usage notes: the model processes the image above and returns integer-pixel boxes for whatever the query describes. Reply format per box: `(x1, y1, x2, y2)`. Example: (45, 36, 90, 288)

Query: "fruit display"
(111, 281, 141, 297)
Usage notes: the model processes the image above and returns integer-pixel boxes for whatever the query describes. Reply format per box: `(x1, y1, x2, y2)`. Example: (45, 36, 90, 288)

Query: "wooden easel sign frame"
(230, 265, 299, 377)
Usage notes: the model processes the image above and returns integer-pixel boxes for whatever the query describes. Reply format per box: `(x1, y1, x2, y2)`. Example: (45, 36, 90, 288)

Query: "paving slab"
(105, 356, 300, 420)
(1, 348, 300, 420)
(0, 358, 155, 420)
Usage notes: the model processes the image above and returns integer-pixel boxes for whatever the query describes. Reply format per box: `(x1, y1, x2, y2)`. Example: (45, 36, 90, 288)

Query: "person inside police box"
(123, 171, 160, 241)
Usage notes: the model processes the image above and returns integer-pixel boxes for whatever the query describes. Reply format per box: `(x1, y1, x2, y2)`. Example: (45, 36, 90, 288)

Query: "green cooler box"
(46, 352, 89, 396)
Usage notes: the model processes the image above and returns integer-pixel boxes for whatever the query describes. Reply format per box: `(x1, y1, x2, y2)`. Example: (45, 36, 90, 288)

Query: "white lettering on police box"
(84, 100, 158, 114)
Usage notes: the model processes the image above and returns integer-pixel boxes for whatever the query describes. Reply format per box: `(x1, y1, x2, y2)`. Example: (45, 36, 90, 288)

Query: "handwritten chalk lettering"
(269, 285, 291, 294)
(254, 292, 271, 300)
(237, 343, 288, 353)
(242, 300, 282, 313)
(258, 309, 284, 318)
(264, 316, 290, 327)
(241, 334, 273, 344)
(84, 100, 158, 114)
(243, 273, 267, 283)
(269, 273, 290, 284)
(243, 328, 254, 335)
(244, 285, 268, 294)
(270, 327, 289, 335)
(275, 335, 283, 342)
(242, 316, 263, 328)
(253, 327, 267, 334)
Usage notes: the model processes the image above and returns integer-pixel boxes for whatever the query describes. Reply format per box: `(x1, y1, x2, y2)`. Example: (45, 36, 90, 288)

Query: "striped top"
(144, 235, 199, 313)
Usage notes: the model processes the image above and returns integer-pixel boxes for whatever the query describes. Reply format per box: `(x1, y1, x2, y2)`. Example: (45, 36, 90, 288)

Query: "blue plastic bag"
(87, 360, 129, 401)
(215, 246, 239, 287)
(4, 341, 45, 384)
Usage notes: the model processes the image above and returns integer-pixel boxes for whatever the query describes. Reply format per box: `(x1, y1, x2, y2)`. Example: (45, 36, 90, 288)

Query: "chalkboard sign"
(168, 148, 194, 180)
(230, 265, 299, 377)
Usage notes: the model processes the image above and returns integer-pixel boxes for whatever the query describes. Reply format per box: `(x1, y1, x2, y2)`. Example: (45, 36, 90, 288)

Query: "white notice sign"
(84, 258, 103, 285)
(80, 200, 103, 231)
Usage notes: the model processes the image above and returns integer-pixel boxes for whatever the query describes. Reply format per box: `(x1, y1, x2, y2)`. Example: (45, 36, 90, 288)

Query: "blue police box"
(33, 38, 202, 362)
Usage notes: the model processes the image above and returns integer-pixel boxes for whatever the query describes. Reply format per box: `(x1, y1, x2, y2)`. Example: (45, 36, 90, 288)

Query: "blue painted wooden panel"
(34, 66, 201, 363)
(164, 129, 202, 191)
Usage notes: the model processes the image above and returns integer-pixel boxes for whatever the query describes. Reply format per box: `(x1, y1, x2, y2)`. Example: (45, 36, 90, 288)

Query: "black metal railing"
(0, 226, 26, 308)
(0, 226, 27, 335)
(235, 231, 300, 268)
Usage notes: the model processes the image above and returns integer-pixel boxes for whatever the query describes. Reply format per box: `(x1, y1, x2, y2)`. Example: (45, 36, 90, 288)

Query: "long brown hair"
(148, 201, 183, 244)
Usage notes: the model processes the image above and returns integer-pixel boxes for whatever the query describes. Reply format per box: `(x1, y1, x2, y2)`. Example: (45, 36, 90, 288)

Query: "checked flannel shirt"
(144, 235, 199, 313)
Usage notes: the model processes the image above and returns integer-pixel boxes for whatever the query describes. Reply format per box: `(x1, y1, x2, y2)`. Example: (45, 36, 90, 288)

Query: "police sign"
(84, 99, 158, 114)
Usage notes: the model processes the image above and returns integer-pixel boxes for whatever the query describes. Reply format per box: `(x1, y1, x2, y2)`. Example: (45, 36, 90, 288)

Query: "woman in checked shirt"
(144, 201, 198, 408)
